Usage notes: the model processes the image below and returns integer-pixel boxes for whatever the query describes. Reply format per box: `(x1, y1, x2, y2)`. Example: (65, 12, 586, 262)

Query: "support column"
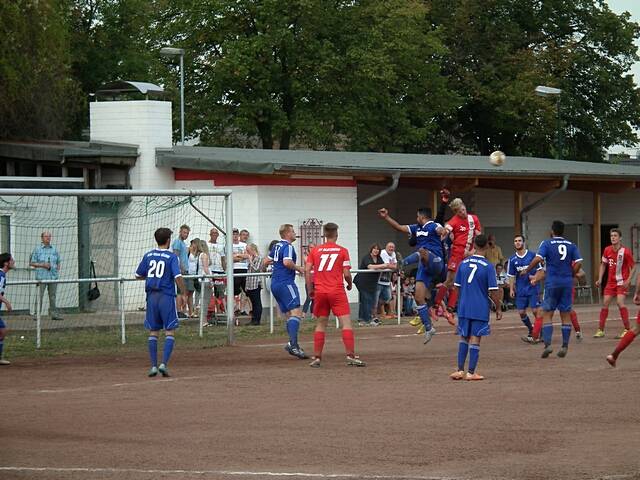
(429, 189, 438, 217)
(514, 191, 523, 236)
(592, 191, 601, 287)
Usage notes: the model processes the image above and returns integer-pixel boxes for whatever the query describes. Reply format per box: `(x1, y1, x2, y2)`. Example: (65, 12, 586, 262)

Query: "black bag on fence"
(88, 261, 101, 301)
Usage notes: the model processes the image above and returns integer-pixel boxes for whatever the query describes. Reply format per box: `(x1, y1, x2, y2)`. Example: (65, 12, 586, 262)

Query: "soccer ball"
(489, 150, 506, 166)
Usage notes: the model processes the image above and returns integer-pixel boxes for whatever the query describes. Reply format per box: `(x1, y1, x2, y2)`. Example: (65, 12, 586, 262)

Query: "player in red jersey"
(607, 270, 640, 367)
(305, 222, 365, 368)
(594, 228, 635, 339)
(434, 198, 482, 323)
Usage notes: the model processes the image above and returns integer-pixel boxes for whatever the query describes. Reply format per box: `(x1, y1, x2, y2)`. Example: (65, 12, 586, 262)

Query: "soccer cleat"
(521, 335, 536, 344)
(541, 345, 554, 358)
(409, 316, 421, 327)
(346, 355, 366, 367)
(575, 331, 583, 343)
(158, 363, 170, 377)
(465, 372, 484, 381)
(148, 366, 159, 377)
(443, 309, 456, 327)
(593, 329, 605, 338)
(285, 343, 308, 359)
(449, 370, 465, 380)
(416, 324, 425, 335)
(557, 346, 568, 358)
(423, 326, 436, 344)
(309, 357, 321, 368)
(615, 329, 629, 339)
(428, 307, 439, 322)
(0, 359, 11, 366)
(606, 354, 617, 367)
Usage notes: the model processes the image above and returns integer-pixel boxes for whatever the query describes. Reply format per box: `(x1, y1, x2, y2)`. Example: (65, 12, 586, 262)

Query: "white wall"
(90, 100, 174, 189)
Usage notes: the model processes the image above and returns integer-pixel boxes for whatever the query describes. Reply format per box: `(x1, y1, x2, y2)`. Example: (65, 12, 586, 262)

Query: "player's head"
(551, 220, 564, 237)
(416, 207, 432, 224)
(474, 234, 488, 251)
(179, 224, 190, 240)
(449, 198, 467, 217)
(239, 229, 250, 242)
(0, 252, 14, 271)
(154, 228, 173, 248)
(41, 231, 52, 245)
(279, 224, 296, 242)
(323, 222, 339, 241)
(209, 228, 219, 242)
(513, 234, 525, 251)
(610, 228, 622, 245)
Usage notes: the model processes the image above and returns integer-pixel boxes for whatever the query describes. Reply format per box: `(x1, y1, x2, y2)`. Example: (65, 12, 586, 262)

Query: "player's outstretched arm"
(378, 208, 410, 234)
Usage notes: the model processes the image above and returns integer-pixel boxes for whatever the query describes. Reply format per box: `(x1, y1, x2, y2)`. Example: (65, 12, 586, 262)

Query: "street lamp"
(535, 85, 563, 159)
(160, 47, 186, 145)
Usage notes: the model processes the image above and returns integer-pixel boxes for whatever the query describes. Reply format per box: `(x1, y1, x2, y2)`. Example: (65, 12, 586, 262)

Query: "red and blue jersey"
(454, 255, 498, 322)
(507, 250, 541, 297)
(135, 248, 182, 296)
(407, 221, 444, 259)
(536, 237, 582, 288)
(269, 240, 297, 285)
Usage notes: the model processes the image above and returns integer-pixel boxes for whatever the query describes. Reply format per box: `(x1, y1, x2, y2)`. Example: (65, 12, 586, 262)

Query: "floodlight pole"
(160, 47, 186, 145)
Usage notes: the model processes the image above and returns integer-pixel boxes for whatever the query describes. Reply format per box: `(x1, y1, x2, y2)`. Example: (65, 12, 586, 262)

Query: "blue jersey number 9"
(148, 259, 166, 278)
(557, 244, 567, 260)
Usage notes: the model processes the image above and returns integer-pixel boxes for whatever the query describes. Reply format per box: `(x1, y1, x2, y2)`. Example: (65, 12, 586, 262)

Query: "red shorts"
(313, 291, 350, 318)
(604, 284, 628, 297)
(447, 250, 465, 272)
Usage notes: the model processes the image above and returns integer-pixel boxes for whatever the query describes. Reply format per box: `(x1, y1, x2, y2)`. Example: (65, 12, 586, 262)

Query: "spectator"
(486, 234, 505, 267)
(376, 242, 398, 320)
(495, 263, 509, 311)
(208, 227, 226, 273)
(195, 239, 212, 325)
(207, 228, 226, 323)
(172, 224, 190, 317)
(353, 243, 391, 326)
(403, 276, 417, 316)
(30, 231, 63, 320)
(302, 243, 316, 319)
(232, 228, 249, 307)
(185, 238, 203, 318)
(245, 243, 264, 326)
(239, 229, 250, 243)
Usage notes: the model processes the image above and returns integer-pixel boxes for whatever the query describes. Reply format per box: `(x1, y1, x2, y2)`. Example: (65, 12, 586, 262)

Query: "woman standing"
(245, 243, 264, 326)
(353, 244, 392, 326)
(186, 238, 203, 318)
(196, 239, 212, 326)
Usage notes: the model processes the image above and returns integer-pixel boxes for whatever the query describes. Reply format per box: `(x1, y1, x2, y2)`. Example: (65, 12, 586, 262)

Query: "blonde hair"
(190, 238, 203, 255)
(279, 224, 294, 238)
(247, 243, 260, 255)
(198, 239, 209, 255)
(449, 198, 464, 212)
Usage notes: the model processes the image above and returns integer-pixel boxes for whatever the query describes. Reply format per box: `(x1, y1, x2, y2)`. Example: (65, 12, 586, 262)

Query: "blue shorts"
(542, 286, 573, 313)
(271, 282, 301, 314)
(145, 291, 180, 331)
(515, 293, 541, 311)
(415, 251, 444, 286)
(0, 317, 5, 329)
(457, 317, 491, 337)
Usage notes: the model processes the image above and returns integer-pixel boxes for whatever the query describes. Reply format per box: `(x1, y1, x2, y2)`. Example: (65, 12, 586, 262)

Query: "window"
(0, 215, 10, 252)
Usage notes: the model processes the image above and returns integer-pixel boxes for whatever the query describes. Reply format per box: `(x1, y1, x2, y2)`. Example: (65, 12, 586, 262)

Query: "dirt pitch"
(1, 305, 640, 480)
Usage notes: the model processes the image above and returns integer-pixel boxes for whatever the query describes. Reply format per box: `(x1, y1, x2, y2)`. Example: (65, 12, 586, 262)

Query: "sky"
(606, 0, 640, 154)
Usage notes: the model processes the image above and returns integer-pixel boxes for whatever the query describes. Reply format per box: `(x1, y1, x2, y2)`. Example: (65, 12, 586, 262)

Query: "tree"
(429, 0, 640, 161)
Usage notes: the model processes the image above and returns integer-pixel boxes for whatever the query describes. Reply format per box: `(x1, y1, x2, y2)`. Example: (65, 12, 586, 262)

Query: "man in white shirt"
(232, 228, 249, 298)
(373, 242, 397, 323)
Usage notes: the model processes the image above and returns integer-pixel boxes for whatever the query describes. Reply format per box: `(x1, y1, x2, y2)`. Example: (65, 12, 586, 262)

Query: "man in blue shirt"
(451, 235, 502, 381)
(171, 224, 190, 318)
(522, 220, 582, 359)
(264, 224, 307, 359)
(378, 207, 446, 344)
(507, 235, 543, 344)
(136, 228, 186, 377)
(0, 252, 15, 365)
(29, 231, 63, 320)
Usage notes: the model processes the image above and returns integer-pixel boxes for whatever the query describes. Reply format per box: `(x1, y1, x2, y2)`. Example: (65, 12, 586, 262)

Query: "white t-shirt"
(233, 241, 248, 270)
(209, 242, 225, 273)
(378, 249, 397, 286)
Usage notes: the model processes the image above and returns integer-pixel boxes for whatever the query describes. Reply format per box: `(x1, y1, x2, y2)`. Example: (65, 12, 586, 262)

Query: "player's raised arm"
(378, 208, 410, 234)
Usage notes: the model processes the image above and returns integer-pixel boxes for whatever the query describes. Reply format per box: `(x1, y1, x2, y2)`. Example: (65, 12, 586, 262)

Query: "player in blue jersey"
(507, 235, 543, 344)
(135, 228, 185, 377)
(521, 220, 582, 359)
(264, 224, 308, 359)
(450, 235, 502, 381)
(0, 253, 15, 365)
(378, 207, 446, 344)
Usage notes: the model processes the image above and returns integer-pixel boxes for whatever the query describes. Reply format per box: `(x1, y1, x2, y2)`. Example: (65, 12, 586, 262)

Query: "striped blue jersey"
(454, 255, 498, 322)
(135, 248, 182, 296)
(269, 240, 297, 284)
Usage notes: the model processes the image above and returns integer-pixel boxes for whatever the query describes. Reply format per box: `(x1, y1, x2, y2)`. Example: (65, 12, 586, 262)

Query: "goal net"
(0, 189, 232, 350)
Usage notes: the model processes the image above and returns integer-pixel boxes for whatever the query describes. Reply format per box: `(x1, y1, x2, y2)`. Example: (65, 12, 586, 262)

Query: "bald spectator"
(30, 231, 63, 320)
(375, 242, 397, 322)
(486, 234, 505, 267)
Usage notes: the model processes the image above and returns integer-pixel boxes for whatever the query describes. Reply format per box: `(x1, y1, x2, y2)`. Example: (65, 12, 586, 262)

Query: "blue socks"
(402, 251, 419, 267)
(457, 340, 469, 371)
(468, 344, 480, 373)
(286, 316, 301, 347)
(162, 336, 175, 365)
(416, 304, 431, 330)
(561, 324, 571, 347)
(542, 324, 553, 346)
(148, 336, 158, 367)
(520, 314, 533, 334)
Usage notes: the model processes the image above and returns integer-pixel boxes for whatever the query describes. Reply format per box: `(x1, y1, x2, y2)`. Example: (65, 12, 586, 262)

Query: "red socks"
(447, 289, 459, 310)
(313, 331, 326, 358)
(613, 330, 637, 359)
(341, 329, 355, 357)
(532, 317, 543, 339)
(434, 285, 447, 306)
(599, 308, 609, 330)
(570, 310, 581, 332)
(620, 307, 630, 330)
